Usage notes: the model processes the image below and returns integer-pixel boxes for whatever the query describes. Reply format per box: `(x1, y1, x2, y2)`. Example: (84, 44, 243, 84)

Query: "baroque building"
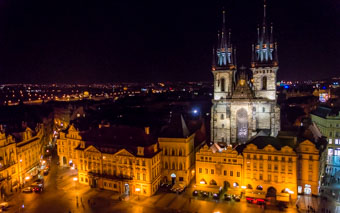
(58, 125, 162, 197)
(195, 135, 323, 200)
(211, 2, 280, 145)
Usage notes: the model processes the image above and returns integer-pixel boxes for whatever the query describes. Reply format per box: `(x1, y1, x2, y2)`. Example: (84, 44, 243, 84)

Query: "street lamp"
(135, 187, 141, 200)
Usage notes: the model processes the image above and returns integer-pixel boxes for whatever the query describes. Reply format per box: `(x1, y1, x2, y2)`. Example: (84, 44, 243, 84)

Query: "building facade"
(195, 136, 322, 200)
(158, 115, 196, 186)
(58, 125, 162, 197)
(57, 124, 82, 167)
(311, 106, 340, 176)
(211, 3, 280, 145)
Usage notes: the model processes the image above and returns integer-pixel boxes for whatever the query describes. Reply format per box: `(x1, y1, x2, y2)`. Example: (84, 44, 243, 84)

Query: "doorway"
(170, 173, 176, 185)
(124, 183, 130, 195)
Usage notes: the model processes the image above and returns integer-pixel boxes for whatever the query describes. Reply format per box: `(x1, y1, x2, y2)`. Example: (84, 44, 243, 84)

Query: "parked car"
(43, 169, 49, 176)
(34, 178, 44, 185)
(31, 184, 43, 193)
(23, 187, 33, 193)
(234, 196, 241, 202)
(224, 194, 231, 201)
(0, 202, 9, 208)
(213, 193, 220, 200)
(202, 191, 209, 198)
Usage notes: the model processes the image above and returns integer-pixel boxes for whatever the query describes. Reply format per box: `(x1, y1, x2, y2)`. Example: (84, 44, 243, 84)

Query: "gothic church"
(211, 1, 280, 145)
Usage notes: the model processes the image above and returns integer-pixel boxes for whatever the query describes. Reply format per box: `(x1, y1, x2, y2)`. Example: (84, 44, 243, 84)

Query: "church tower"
(250, 0, 278, 101)
(211, 9, 236, 144)
(212, 10, 236, 100)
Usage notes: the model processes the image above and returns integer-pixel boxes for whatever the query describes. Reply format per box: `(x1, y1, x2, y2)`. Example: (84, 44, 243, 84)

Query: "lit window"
(335, 139, 339, 145)
(329, 139, 332, 144)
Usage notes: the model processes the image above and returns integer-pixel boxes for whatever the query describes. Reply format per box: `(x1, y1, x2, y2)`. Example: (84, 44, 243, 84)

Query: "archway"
(256, 185, 263, 190)
(236, 108, 248, 143)
(62, 156, 67, 165)
(266, 187, 277, 197)
(200, 179, 207, 185)
(171, 173, 176, 185)
(210, 179, 217, 185)
(247, 184, 253, 189)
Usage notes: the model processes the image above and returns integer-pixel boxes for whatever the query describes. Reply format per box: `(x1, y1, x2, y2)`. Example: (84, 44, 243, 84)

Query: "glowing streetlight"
(73, 177, 78, 181)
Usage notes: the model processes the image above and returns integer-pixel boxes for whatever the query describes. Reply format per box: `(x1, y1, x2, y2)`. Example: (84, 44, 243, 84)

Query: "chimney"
(144, 127, 150, 135)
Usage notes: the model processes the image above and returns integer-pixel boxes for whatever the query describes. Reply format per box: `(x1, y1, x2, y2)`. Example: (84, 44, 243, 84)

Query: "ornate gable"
(84, 145, 101, 154)
(114, 149, 135, 157)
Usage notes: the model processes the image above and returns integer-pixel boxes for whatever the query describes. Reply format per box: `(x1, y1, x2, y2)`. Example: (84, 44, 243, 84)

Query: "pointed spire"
(228, 29, 232, 47)
(251, 44, 255, 63)
(233, 47, 237, 67)
(263, 0, 267, 26)
(270, 23, 274, 43)
(274, 42, 279, 65)
(212, 48, 216, 69)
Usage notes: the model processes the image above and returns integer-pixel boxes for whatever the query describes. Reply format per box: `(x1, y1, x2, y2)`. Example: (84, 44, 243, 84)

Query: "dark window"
(221, 78, 225, 92)
(262, 76, 267, 90)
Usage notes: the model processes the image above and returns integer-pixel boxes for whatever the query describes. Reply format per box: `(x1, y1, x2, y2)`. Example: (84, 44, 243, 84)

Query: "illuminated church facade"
(211, 3, 280, 145)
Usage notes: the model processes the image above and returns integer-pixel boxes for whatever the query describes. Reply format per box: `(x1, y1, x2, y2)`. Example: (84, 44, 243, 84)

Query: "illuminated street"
(3, 151, 302, 213)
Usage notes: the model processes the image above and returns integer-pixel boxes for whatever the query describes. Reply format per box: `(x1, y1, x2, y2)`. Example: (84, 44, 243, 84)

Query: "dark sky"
(0, 0, 339, 83)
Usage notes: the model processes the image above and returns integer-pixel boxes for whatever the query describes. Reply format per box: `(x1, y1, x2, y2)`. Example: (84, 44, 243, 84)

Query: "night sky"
(0, 0, 338, 83)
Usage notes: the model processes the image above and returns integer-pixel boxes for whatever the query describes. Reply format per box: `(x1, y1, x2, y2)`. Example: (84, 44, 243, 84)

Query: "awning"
(194, 186, 221, 193)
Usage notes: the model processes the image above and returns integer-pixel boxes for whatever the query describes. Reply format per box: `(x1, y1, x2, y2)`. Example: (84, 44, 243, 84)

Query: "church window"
(262, 76, 267, 90)
(221, 114, 224, 120)
(221, 78, 225, 92)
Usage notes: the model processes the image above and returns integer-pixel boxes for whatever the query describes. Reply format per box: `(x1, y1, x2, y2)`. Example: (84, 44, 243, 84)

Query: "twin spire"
(251, 0, 278, 67)
(212, 0, 278, 71)
(212, 10, 236, 70)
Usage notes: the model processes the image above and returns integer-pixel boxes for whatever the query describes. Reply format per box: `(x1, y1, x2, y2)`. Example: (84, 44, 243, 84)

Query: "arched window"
(221, 114, 224, 120)
(179, 149, 182, 156)
(164, 148, 167, 155)
(165, 162, 168, 169)
(262, 76, 267, 90)
(172, 162, 175, 170)
(179, 163, 183, 170)
(210, 179, 217, 185)
(172, 149, 175, 156)
(221, 78, 225, 92)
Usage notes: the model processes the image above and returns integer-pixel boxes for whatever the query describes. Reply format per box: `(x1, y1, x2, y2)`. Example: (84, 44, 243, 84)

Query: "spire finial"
(263, 0, 267, 25)
(222, 9, 226, 25)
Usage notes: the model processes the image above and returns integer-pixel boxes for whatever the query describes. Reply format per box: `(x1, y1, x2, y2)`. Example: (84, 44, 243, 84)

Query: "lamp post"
(135, 187, 140, 200)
